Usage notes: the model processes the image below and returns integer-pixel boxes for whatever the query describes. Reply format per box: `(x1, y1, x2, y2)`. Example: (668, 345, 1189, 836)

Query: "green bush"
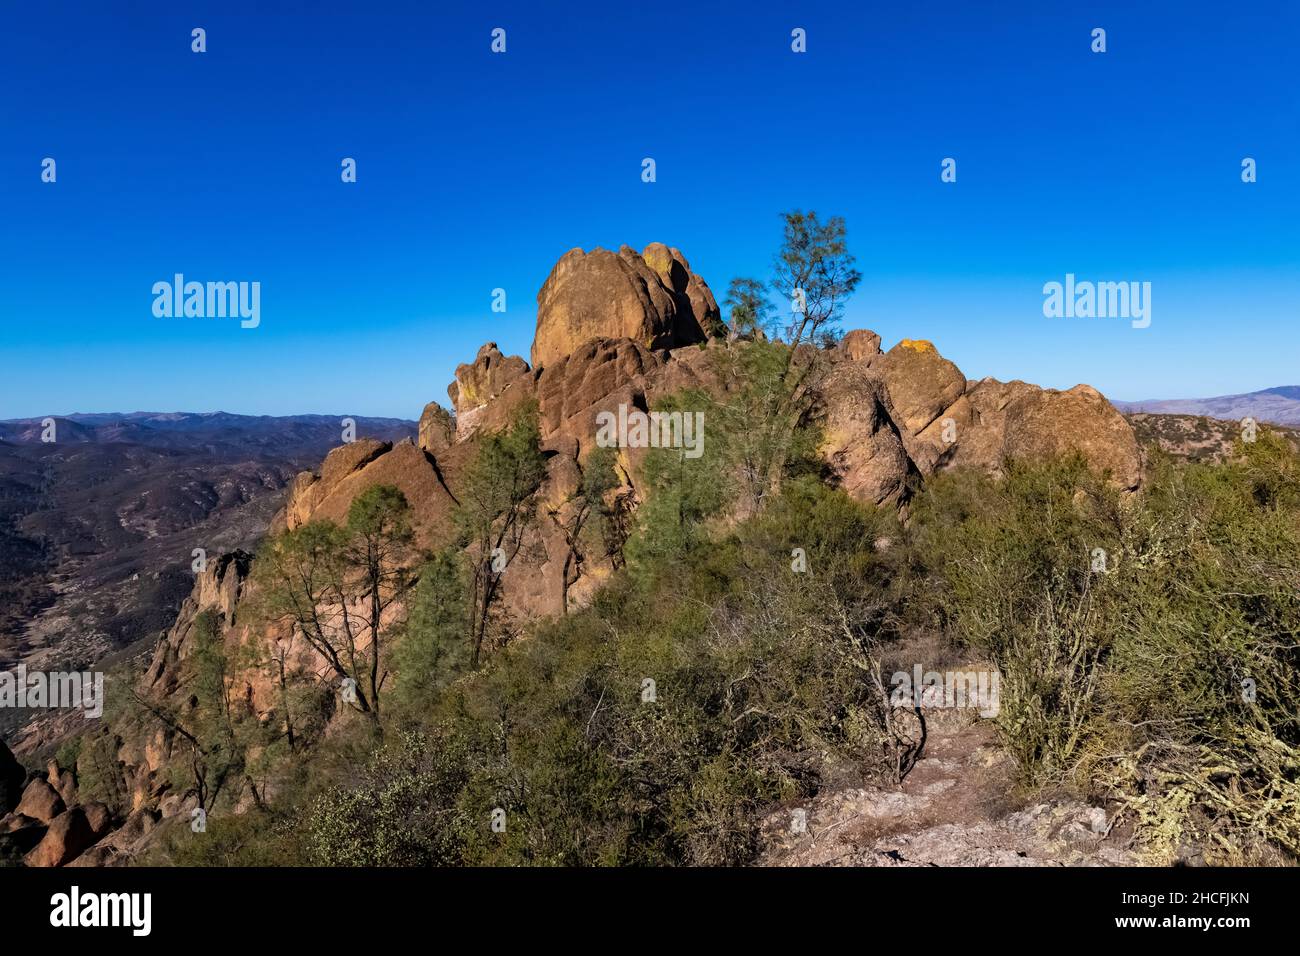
(907, 437, 1300, 863)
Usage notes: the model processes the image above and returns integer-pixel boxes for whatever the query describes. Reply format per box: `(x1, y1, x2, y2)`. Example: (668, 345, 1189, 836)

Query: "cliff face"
(8, 244, 1141, 865)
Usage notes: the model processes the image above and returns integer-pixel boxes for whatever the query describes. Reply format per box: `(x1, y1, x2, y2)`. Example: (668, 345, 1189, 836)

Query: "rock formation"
(27, 241, 1142, 866)
(531, 244, 721, 370)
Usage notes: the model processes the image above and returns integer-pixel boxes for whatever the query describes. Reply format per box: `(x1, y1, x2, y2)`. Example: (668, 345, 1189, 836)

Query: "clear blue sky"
(2, 0, 1296, 419)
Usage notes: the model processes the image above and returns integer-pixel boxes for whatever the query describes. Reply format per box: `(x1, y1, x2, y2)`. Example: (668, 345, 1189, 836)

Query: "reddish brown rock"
(818, 335, 1140, 500)
(0, 811, 36, 834)
(531, 245, 717, 370)
(24, 807, 96, 867)
(820, 361, 914, 505)
(839, 329, 882, 364)
(945, 380, 1142, 490)
(15, 778, 64, 824)
(417, 400, 455, 455)
(141, 550, 251, 697)
(281, 439, 391, 531)
(448, 343, 531, 413)
(81, 801, 114, 840)
(46, 761, 77, 806)
(448, 343, 535, 439)
(293, 439, 461, 549)
(876, 339, 967, 436)
(642, 243, 724, 338)
(535, 338, 661, 454)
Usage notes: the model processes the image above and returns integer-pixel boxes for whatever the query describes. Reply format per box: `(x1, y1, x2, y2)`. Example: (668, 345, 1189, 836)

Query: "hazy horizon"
(8, 376, 1300, 426)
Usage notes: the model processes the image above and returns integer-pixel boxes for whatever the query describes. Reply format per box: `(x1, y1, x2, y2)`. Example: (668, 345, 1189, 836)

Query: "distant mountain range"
(0, 411, 415, 454)
(0, 411, 416, 712)
(1112, 387, 1300, 427)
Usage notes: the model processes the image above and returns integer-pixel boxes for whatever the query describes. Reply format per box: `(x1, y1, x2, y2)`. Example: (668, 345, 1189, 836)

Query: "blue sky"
(2, 0, 1296, 419)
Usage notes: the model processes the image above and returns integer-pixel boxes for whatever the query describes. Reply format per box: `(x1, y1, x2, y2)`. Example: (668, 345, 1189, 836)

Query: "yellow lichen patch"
(641, 245, 673, 276)
(897, 338, 937, 354)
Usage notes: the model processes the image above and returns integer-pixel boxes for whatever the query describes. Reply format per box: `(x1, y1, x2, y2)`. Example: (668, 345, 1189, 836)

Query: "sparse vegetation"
(139, 343, 1298, 867)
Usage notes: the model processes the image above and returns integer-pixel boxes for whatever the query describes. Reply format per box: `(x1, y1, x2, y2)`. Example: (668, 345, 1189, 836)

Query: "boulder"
(876, 339, 967, 436)
(417, 400, 456, 455)
(15, 778, 64, 824)
(946, 380, 1142, 490)
(24, 807, 97, 867)
(81, 801, 114, 840)
(820, 361, 914, 505)
(642, 243, 724, 338)
(531, 245, 716, 369)
(839, 329, 882, 364)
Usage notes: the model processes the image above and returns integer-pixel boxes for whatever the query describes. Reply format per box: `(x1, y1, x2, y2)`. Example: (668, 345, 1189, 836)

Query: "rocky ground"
(1124, 411, 1300, 463)
(760, 710, 1135, 867)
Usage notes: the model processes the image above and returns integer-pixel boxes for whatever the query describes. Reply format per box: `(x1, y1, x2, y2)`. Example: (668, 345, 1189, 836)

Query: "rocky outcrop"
(66, 807, 158, 867)
(280, 438, 462, 550)
(24, 807, 97, 868)
(839, 328, 882, 364)
(535, 338, 660, 455)
(640, 243, 724, 339)
(876, 339, 968, 436)
(417, 400, 455, 455)
(141, 550, 251, 697)
(69, 245, 1144, 868)
(47, 760, 77, 806)
(823, 335, 1141, 495)
(531, 244, 720, 370)
(279, 439, 390, 531)
(15, 778, 64, 824)
(820, 361, 914, 505)
(448, 343, 535, 439)
(0, 759, 124, 866)
(948, 380, 1143, 490)
(448, 343, 531, 414)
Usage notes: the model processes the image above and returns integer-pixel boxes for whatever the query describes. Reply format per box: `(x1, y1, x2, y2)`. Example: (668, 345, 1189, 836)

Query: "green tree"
(770, 209, 862, 348)
(624, 391, 732, 578)
(391, 550, 471, 713)
(252, 484, 415, 725)
(455, 403, 548, 666)
(758, 211, 864, 496)
(721, 277, 773, 341)
(126, 610, 256, 813)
